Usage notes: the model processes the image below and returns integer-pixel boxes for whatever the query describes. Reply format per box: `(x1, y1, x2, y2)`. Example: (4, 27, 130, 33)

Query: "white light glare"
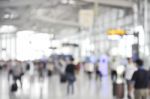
(61, 0, 75, 4)
(69, 0, 75, 4)
(61, 0, 68, 4)
(49, 34, 54, 39)
(145, 46, 149, 56)
(108, 35, 121, 40)
(4, 14, 10, 19)
(0, 25, 17, 33)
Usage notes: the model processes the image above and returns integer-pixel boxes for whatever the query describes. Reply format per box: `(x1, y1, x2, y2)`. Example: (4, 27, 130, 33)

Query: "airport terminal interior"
(0, 0, 150, 99)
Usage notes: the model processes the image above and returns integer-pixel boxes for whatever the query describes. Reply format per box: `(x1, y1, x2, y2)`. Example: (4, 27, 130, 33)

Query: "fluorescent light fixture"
(61, 0, 75, 4)
(3, 14, 10, 19)
(3, 13, 17, 19)
(17, 30, 35, 34)
(69, 0, 75, 4)
(61, 0, 68, 4)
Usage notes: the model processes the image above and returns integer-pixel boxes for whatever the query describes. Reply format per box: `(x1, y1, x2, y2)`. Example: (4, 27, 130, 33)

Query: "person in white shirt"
(47, 61, 54, 77)
(85, 62, 94, 80)
(125, 58, 137, 99)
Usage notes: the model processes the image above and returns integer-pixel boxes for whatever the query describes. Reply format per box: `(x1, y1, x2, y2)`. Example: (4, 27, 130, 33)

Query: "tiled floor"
(0, 70, 122, 99)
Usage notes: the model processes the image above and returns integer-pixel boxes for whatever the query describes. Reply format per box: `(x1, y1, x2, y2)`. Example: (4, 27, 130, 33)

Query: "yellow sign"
(107, 29, 126, 36)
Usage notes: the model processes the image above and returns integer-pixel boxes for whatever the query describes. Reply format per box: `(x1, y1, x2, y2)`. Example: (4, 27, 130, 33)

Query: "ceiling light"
(69, 0, 75, 4)
(61, 0, 75, 4)
(10, 14, 15, 19)
(3, 14, 10, 19)
(61, 0, 68, 4)
(3, 13, 17, 19)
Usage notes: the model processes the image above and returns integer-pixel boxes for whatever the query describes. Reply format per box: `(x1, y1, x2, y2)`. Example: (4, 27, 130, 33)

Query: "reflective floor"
(0, 70, 124, 99)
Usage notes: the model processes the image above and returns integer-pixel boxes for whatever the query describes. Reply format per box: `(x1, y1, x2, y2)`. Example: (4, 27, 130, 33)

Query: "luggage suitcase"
(115, 83, 124, 98)
(60, 74, 67, 83)
(47, 70, 52, 77)
(11, 82, 18, 92)
(113, 82, 116, 96)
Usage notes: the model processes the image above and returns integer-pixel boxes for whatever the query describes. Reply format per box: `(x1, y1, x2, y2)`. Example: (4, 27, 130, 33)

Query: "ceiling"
(0, 0, 134, 37)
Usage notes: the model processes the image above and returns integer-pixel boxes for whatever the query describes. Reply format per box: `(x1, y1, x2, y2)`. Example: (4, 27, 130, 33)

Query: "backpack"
(60, 74, 67, 83)
(11, 82, 18, 92)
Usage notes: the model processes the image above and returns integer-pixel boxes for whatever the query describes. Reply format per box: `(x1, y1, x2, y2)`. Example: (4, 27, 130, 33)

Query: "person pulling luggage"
(11, 60, 24, 90)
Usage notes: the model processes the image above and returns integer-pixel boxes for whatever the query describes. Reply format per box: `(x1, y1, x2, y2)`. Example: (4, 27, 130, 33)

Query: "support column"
(4, 33, 7, 60)
(9, 35, 12, 59)
(133, 3, 138, 26)
(144, 0, 148, 56)
(132, 1, 140, 58)
(0, 35, 2, 59)
(93, 0, 99, 55)
(14, 33, 17, 59)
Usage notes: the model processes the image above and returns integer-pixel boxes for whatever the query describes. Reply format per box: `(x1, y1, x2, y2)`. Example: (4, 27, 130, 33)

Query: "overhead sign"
(79, 9, 94, 28)
(107, 29, 126, 36)
(62, 43, 79, 47)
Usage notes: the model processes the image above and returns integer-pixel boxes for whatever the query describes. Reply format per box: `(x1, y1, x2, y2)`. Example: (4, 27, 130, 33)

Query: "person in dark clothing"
(131, 59, 149, 99)
(95, 60, 102, 81)
(148, 68, 150, 95)
(65, 57, 76, 95)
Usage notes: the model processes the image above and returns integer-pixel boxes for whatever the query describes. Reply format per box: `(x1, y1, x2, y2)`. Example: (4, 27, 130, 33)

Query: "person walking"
(37, 61, 45, 81)
(131, 59, 149, 99)
(47, 61, 54, 77)
(95, 60, 102, 81)
(110, 58, 118, 81)
(65, 57, 76, 95)
(85, 62, 94, 80)
(11, 60, 24, 88)
(125, 58, 137, 99)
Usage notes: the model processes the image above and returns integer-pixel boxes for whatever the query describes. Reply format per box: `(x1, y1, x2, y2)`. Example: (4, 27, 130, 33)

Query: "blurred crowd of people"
(0, 54, 150, 99)
(0, 54, 105, 95)
(110, 57, 150, 99)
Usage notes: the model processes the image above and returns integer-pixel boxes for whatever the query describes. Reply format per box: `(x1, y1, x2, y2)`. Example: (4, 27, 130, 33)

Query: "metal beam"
(0, 0, 134, 9)
(34, 12, 79, 27)
(82, 0, 134, 9)
(0, 0, 43, 8)
(0, 18, 79, 32)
